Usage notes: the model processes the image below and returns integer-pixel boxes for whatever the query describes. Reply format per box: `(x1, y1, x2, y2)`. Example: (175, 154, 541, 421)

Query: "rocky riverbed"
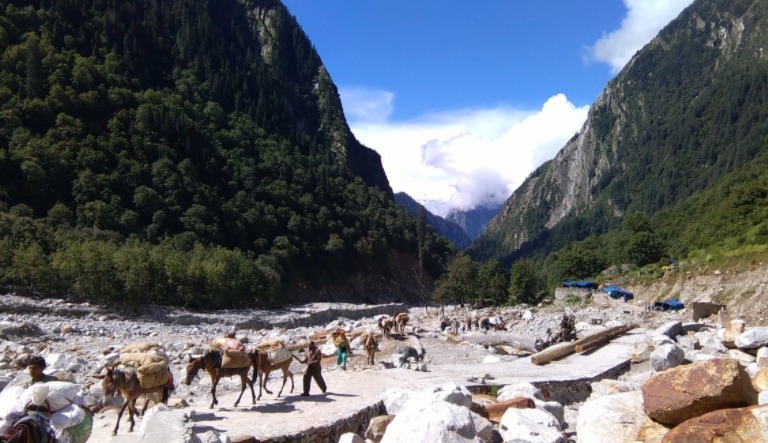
(2, 289, 768, 442)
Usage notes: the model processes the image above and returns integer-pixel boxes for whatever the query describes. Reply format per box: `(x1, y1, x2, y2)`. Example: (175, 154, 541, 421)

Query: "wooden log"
(574, 324, 637, 353)
(530, 341, 577, 365)
(530, 324, 638, 365)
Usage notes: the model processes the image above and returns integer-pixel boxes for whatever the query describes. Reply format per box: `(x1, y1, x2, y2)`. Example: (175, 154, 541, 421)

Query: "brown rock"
(229, 435, 256, 443)
(752, 368, 768, 392)
(485, 397, 535, 423)
(170, 398, 189, 409)
(365, 414, 394, 442)
(723, 320, 746, 347)
(661, 405, 768, 443)
(642, 358, 751, 426)
(635, 415, 671, 442)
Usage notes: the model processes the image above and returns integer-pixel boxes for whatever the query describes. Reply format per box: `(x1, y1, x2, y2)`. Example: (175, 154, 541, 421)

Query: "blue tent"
(562, 281, 599, 290)
(653, 299, 684, 311)
(602, 285, 634, 302)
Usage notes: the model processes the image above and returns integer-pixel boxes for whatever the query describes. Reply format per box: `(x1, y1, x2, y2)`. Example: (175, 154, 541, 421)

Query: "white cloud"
(339, 87, 394, 123)
(341, 88, 589, 217)
(588, 0, 696, 73)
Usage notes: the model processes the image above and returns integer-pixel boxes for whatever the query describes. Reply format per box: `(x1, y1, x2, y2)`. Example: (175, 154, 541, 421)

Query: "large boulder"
(419, 381, 472, 408)
(650, 343, 686, 372)
(662, 405, 768, 442)
(498, 408, 563, 443)
(577, 391, 668, 443)
(381, 400, 481, 443)
(469, 411, 494, 443)
(736, 327, 768, 350)
(138, 404, 191, 443)
(381, 388, 417, 415)
(642, 358, 752, 426)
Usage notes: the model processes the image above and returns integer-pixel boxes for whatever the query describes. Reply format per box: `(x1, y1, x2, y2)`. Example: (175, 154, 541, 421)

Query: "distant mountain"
(471, 0, 768, 266)
(445, 205, 500, 241)
(394, 193, 471, 250)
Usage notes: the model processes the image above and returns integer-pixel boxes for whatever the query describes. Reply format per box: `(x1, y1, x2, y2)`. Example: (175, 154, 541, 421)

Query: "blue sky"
(283, 0, 695, 216)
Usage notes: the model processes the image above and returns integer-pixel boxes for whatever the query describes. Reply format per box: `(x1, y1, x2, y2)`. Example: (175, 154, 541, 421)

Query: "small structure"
(602, 285, 634, 302)
(562, 281, 599, 290)
(653, 299, 685, 311)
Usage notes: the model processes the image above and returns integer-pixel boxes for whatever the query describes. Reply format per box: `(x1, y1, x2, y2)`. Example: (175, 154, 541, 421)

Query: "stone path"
(88, 330, 647, 442)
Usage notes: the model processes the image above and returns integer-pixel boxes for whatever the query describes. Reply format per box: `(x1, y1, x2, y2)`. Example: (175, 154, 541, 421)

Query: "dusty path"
(88, 330, 645, 442)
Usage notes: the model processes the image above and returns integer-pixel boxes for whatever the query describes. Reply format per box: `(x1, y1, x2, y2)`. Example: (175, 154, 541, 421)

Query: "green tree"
(11, 242, 59, 294)
(477, 259, 508, 306)
(432, 253, 477, 306)
(509, 258, 540, 305)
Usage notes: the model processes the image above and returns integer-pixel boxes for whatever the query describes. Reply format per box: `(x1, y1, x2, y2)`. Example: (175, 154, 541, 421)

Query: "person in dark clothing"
(299, 341, 326, 396)
(24, 356, 58, 388)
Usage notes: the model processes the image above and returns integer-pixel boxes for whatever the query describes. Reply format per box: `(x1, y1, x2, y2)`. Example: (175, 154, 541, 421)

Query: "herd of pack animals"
(98, 311, 411, 436)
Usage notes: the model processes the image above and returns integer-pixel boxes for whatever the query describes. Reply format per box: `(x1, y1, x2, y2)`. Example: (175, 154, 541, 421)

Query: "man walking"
(299, 341, 326, 396)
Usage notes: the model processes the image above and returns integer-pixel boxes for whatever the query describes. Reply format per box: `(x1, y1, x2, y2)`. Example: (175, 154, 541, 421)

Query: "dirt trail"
(88, 330, 643, 442)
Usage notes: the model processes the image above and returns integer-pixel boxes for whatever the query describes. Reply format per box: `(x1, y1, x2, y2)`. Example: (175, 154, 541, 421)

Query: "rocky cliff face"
(477, 0, 768, 258)
(445, 204, 500, 241)
(247, 0, 393, 197)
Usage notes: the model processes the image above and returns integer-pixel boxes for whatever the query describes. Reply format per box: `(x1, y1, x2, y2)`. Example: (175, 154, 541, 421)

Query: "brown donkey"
(363, 333, 377, 365)
(185, 350, 255, 409)
(250, 350, 295, 400)
(99, 366, 173, 435)
(378, 316, 393, 339)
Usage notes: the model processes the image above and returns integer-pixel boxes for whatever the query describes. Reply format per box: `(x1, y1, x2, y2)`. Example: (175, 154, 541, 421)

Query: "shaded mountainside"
(446, 204, 500, 241)
(472, 0, 768, 264)
(394, 192, 471, 250)
(0, 0, 454, 307)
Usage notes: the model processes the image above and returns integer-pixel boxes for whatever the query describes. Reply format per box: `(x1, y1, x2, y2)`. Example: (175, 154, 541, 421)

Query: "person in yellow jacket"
(333, 329, 352, 370)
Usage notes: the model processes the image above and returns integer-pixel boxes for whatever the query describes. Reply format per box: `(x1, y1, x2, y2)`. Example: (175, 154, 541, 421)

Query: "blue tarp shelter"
(562, 281, 599, 290)
(653, 299, 684, 311)
(602, 285, 634, 302)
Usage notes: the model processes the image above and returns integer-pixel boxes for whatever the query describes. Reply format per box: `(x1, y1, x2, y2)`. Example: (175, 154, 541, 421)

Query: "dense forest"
(0, 0, 455, 308)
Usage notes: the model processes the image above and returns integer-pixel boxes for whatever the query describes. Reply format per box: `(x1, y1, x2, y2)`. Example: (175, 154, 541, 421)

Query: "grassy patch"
(564, 293, 585, 306)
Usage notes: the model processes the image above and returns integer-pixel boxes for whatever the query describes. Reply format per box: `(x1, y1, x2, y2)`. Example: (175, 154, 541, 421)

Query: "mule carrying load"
(209, 337, 249, 369)
(250, 339, 296, 400)
(118, 342, 173, 390)
(254, 339, 291, 366)
(184, 335, 255, 409)
(102, 341, 174, 435)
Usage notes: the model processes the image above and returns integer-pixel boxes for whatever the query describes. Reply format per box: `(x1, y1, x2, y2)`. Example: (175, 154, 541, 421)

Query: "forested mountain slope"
(0, 0, 454, 308)
(471, 0, 768, 267)
(395, 192, 471, 250)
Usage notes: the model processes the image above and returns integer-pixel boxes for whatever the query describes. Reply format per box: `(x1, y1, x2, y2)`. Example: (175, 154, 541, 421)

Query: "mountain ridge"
(472, 0, 768, 266)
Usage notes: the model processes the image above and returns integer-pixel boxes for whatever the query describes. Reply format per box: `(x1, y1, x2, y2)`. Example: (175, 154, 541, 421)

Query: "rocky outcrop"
(662, 405, 768, 442)
(642, 358, 751, 426)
